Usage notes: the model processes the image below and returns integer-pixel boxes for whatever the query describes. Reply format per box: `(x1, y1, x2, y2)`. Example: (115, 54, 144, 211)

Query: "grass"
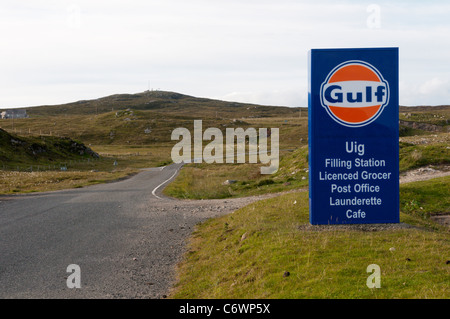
(164, 139, 449, 199)
(162, 114, 446, 201)
(163, 147, 309, 199)
(0, 168, 137, 194)
(0, 128, 97, 166)
(399, 126, 429, 137)
(2, 112, 188, 145)
(3, 96, 447, 198)
(399, 111, 449, 127)
(3, 112, 307, 148)
(161, 163, 259, 199)
(1, 94, 448, 199)
(18, 90, 302, 119)
(400, 176, 450, 219)
(2, 90, 304, 147)
(91, 144, 173, 168)
(399, 142, 450, 172)
(170, 176, 450, 299)
(0, 93, 302, 193)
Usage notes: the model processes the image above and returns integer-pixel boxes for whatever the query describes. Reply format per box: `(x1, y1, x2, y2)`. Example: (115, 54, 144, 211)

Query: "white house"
(1, 109, 28, 119)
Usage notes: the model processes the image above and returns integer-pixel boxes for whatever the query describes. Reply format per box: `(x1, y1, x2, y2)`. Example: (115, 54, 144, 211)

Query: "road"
(0, 163, 264, 299)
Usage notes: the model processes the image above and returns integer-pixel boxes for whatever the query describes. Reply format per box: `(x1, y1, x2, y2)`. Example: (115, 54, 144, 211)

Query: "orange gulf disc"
(325, 63, 383, 125)
(329, 64, 380, 83)
(328, 105, 381, 124)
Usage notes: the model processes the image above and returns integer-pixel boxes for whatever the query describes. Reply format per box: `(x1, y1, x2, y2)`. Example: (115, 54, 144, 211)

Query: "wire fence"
(0, 126, 70, 138)
(0, 156, 112, 173)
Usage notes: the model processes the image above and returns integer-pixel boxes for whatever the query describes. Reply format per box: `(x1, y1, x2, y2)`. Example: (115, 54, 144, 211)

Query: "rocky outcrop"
(0, 128, 99, 162)
(69, 141, 100, 158)
(399, 120, 449, 132)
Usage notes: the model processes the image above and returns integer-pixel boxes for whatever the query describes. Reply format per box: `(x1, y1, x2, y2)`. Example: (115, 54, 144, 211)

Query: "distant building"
(1, 109, 28, 119)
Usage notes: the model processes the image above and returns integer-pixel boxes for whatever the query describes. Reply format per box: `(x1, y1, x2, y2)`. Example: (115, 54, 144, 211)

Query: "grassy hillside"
(1, 92, 449, 197)
(2, 111, 306, 147)
(6, 90, 302, 119)
(399, 105, 449, 136)
(170, 176, 450, 299)
(399, 141, 450, 172)
(164, 136, 450, 199)
(0, 92, 305, 194)
(0, 128, 98, 168)
(0, 128, 172, 194)
(2, 92, 448, 147)
(164, 146, 310, 199)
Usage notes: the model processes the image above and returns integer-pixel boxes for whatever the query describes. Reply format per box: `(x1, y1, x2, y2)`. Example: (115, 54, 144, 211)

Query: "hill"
(0, 128, 98, 168)
(0, 91, 306, 146)
(9, 91, 302, 119)
(2, 91, 448, 121)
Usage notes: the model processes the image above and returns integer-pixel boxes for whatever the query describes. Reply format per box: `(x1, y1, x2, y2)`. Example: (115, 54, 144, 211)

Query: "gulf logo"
(320, 60, 390, 127)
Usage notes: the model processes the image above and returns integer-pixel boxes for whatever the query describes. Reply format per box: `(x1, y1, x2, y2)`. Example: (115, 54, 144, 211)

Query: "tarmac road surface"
(0, 163, 263, 299)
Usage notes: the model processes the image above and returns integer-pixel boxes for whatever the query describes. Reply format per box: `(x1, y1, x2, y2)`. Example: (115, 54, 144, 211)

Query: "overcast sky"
(1, 0, 449, 108)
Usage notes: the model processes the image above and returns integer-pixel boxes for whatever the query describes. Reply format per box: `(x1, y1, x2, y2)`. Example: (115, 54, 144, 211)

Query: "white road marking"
(151, 165, 181, 200)
(140, 166, 166, 172)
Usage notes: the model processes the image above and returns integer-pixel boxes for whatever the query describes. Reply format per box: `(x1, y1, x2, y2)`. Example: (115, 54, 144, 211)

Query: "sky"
(1, 0, 449, 108)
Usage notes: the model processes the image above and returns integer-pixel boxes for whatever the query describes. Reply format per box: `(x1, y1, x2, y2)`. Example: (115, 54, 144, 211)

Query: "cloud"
(419, 78, 449, 95)
(0, 1, 449, 107)
(221, 88, 307, 107)
(400, 78, 450, 106)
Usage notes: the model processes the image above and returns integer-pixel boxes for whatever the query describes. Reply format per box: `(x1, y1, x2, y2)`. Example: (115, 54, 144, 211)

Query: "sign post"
(308, 48, 399, 225)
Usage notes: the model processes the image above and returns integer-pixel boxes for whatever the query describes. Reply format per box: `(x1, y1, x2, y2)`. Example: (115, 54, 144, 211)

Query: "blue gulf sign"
(308, 48, 399, 225)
